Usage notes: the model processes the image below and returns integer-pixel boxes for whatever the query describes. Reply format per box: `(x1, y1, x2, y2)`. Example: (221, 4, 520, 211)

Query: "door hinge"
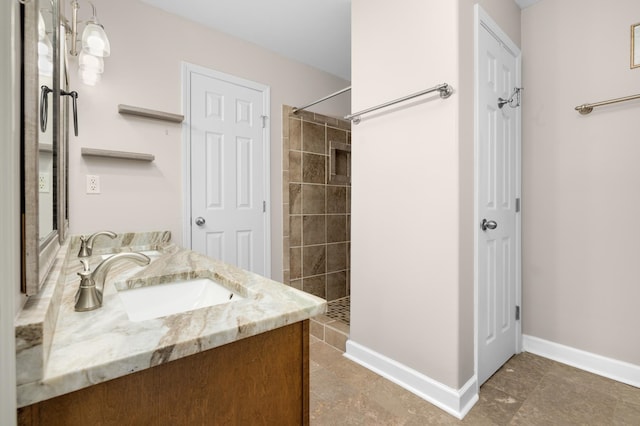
(516, 305, 521, 321)
(261, 115, 268, 129)
(263, 200, 266, 212)
(515, 198, 521, 213)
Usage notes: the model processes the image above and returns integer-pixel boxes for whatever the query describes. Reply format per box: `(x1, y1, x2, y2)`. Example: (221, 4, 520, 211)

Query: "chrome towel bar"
(345, 83, 453, 123)
(575, 93, 640, 115)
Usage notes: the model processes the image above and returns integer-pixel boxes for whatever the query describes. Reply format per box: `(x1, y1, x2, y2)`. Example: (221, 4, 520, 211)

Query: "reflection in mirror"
(38, 5, 56, 243)
(23, 0, 67, 296)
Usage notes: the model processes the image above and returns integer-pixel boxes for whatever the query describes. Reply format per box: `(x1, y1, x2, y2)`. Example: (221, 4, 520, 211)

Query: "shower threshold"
(311, 296, 350, 352)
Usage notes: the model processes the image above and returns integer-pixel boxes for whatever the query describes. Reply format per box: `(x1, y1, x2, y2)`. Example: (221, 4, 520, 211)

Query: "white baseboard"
(344, 340, 478, 419)
(523, 335, 640, 388)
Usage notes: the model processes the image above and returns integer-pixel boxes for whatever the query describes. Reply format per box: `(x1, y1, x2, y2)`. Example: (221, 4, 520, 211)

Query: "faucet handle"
(79, 258, 90, 273)
(78, 230, 117, 258)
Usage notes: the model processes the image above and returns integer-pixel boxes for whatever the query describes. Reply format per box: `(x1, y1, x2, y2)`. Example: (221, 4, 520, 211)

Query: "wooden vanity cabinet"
(18, 321, 310, 426)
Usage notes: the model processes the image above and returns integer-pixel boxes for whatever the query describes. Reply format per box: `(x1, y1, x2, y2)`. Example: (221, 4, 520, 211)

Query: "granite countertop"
(16, 233, 326, 407)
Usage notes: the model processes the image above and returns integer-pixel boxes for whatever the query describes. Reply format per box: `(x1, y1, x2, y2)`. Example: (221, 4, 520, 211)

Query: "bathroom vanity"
(16, 233, 325, 425)
(16, 1, 325, 423)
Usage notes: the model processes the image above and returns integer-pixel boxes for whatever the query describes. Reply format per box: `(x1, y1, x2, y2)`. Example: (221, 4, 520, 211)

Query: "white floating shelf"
(118, 104, 184, 123)
(81, 147, 155, 162)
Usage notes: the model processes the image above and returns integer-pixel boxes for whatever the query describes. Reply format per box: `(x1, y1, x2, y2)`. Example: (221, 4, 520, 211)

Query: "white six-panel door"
(186, 66, 270, 276)
(476, 12, 521, 385)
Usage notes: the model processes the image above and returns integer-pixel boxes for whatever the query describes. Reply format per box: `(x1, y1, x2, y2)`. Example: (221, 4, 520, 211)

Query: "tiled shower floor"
(326, 296, 350, 325)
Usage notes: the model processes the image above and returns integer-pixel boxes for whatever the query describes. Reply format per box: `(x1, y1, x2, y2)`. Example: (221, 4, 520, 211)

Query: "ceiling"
(141, 0, 352, 81)
(140, 0, 535, 82)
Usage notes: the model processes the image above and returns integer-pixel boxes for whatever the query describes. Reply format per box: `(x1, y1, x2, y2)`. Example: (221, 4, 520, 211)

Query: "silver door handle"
(195, 217, 206, 226)
(481, 219, 497, 231)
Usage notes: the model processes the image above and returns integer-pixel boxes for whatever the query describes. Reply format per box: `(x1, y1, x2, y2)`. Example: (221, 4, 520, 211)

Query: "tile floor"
(309, 336, 640, 425)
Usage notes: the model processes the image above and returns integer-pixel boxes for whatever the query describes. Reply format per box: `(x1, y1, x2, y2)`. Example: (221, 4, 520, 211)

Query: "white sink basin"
(117, 278, 243, 322)
(102, 250, 162, 260)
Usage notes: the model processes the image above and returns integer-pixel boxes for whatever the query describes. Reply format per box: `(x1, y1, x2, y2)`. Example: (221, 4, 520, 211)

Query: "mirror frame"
(23, 0, 68, 296)
(632, 23, 640, 69)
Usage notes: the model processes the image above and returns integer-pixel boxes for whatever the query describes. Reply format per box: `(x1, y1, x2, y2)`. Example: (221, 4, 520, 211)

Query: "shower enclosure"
(282, 105, 351, 350)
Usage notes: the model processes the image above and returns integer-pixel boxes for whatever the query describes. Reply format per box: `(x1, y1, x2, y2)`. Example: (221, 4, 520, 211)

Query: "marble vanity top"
(15, 232, 326, 407)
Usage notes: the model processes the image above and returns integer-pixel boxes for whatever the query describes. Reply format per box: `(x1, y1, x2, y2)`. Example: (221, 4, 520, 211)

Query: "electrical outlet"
(86, 175, 100, 194)
(38, 173, 50, 193)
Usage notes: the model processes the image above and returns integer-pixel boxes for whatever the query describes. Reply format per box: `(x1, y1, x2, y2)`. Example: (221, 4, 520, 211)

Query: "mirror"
(22, 0, 68, 295)
(37, 1, 55, 243)
(632, 23, 640, 69)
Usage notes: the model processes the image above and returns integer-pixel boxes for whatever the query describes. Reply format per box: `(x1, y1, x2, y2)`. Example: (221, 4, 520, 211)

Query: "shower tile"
(310, 319, 325, 340)
(303, 245, 326, 276)
(327, 127, 347, 145)
(282, 173, 289, 204)
(303, 215, 326, 246)
(282, 107, 291, 135)
(324, 326, 348, 352)
(346, 242, 350, 269)
(346, 187, 351, 214)
(289, 151, 302, 183)
(290, 216, 302, 247)
(289, 278, 302, 291)
(327, 243, 347, 273)
(289, 118, 302, 150)
(327, 215, 347, 243)
(327, 271, 347, 301)
(283, 237, 290, 266)
(298, 110, 315, 123)
(302, 184, 326, 214)
(327, 186, 347, 213)
(316, 114, 338, 127)
(283, 209, 290, 237)
(346, 215, 350, 240)
(290, 184, 302, 214)
(303, 275, 327, 299)
(302, 153, 326, 184)
(302, 121, 326, 154)
(282, 137, 290, 170)
(290, 247, 302, 280)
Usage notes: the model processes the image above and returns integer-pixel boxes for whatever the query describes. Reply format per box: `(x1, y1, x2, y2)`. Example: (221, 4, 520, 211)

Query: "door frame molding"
(473, 5, 523, 385)
(181, 62, 271, 277)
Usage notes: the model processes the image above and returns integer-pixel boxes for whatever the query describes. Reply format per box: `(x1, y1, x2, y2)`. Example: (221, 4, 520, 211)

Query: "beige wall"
(350, 0, 521, 391)
(68, 0, 350, 281)
(522, 0, 640, 365)
(351, 0, 462, 388)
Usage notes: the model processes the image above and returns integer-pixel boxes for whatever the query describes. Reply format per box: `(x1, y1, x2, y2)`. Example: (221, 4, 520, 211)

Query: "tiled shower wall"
(282, 106, 351, 301)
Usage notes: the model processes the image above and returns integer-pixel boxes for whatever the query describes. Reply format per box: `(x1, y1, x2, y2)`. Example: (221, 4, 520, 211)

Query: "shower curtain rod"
(292, 86, 351, 114)
(345, 83, 453, 123)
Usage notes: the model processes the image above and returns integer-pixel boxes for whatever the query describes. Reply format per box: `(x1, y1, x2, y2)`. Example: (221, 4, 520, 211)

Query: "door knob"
(481, 219, 497, 231)
(195, 217, 206, 226)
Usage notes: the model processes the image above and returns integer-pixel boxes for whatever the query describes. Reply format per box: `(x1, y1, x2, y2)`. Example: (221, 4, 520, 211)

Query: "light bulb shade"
(38, 12, 46, 39)
(38, 56, 53, 77)
(79, 51, 104, 73)
(81, 23, 111, 57)
(80, 68, 102, 86)
(38, 37, 53, 60)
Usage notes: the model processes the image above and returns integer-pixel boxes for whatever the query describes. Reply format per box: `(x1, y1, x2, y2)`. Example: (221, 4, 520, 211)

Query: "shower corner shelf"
(118, 104, 184, 123)
(81, 147, 155, 162)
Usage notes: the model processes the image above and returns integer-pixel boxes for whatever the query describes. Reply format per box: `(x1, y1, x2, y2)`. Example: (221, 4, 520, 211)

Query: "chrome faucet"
(75, 252, 150, 312)
(78, 230, 117, 258)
